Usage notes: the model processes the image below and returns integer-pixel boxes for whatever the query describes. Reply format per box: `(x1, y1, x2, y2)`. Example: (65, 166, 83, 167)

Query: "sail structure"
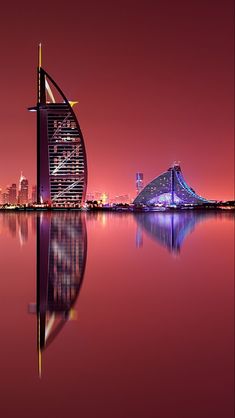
(30, 44, 87, 206)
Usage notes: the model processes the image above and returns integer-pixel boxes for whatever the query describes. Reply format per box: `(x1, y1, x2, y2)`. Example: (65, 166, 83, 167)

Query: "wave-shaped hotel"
(29, 44, 87, 206)
(134, 163, 213, 206)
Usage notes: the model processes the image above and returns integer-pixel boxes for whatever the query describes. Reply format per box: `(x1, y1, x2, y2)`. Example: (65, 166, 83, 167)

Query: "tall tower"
(8, 184, 17, 205)
(29, 44, 87, 206)
(18, 173, 29, 204)
(136, 172, 144, 195)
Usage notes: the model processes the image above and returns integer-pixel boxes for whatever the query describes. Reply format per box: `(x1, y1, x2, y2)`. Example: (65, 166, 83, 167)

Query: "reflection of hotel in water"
(36, 212, 87, 375)
(135, 211, 234, 254)
(0, 212, 87, 375)
(1, 210, 234, 376)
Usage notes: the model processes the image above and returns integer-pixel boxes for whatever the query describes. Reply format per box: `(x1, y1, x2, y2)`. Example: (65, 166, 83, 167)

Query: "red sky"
(0, 0, 233, 200)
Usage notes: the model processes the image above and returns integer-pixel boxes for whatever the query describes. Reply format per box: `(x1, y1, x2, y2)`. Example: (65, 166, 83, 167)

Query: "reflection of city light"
(156, 213, 181, 227)
(18, 230, 25, 247)
(29, 212, 87, 377)
(134, 211, 231, 255)
(101, 214, 107, 226)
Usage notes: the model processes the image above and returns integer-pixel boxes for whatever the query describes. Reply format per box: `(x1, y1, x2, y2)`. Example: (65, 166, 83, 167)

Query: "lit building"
(29, 44, 87, 206)
(136, 172, 144, 195)
(114, 194, 130, 204)
(94, 191, 102, 201)
(18, 173, 29, 204)
(100, 192, 109, 204)
(134, 163, 214, 206)
(86, 192, 95, 201)
(86, 191, 110, 203)
(32, 185, 37, 203)
(2, 193, 9, 205)
(8, 183, 17, 205)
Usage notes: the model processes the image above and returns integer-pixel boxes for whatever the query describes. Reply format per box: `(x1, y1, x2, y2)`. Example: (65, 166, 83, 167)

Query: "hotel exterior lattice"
(29, 45, 87, 206)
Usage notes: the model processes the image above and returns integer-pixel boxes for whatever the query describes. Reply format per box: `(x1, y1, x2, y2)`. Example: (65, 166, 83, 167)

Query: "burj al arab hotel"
(29, 44, 87, 206)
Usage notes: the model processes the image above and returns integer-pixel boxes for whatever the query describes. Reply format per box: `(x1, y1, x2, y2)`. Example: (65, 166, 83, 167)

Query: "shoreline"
(0, 206, 234, 213)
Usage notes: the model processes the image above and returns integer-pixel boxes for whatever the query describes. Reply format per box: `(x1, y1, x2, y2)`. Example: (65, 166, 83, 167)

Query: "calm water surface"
(0, 211, 234, 418)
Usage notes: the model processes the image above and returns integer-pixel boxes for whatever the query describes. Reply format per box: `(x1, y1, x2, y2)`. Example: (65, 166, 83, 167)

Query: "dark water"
(0, 211, 234, 418)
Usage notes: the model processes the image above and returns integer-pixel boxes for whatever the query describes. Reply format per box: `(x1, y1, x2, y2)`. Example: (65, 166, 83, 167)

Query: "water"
(0, 211, 234, 418)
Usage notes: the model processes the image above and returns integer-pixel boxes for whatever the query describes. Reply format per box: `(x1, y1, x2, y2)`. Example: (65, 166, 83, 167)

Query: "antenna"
(38, 43, 42, 103)
(38, 43, 42, 68)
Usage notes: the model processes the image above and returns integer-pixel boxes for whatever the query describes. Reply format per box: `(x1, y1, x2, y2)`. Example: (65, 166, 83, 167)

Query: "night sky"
(0, 0, 233, 200)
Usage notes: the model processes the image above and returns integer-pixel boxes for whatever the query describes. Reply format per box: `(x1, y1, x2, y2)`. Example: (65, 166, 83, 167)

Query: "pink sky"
(0, 0, 233, 200)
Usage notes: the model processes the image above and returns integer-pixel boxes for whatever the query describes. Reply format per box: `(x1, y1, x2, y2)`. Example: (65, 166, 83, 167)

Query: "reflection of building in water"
(0, 212, 32, 243)
(35, 212, 87, 376)
(136, 225, 143, 248)
(31, 214, 37, 236)
(18, 214, 29, 245)
(134, 211, 233, 254)
(7, 215, 17, 238)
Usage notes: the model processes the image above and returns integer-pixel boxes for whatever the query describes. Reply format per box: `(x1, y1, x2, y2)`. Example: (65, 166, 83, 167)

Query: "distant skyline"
(0, 173, 33, 191)
(0, 0, 233, 200)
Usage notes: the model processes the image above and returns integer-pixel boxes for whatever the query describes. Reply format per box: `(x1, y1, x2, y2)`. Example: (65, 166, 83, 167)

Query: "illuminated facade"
(31, 185, 37, 203)
(8, 183, 17, 205)
(29, 45, 87, 206)
(134, 163, 213, 206)
(18, 173, 29, 204)
(136, 172, 144, 195)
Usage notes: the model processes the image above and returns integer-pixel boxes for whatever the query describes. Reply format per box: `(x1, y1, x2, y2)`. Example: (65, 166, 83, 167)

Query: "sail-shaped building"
(29, 44, 87, 206)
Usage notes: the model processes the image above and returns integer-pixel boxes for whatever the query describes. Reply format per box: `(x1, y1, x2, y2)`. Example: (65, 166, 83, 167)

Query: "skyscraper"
(136, 172, 144, 195)
(32, 185, 37, 203)
(8, 183, 17, 205)
(2, 192, 9, 205)
(29, 44, 87, 206)
(18, 173, 28, 204)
